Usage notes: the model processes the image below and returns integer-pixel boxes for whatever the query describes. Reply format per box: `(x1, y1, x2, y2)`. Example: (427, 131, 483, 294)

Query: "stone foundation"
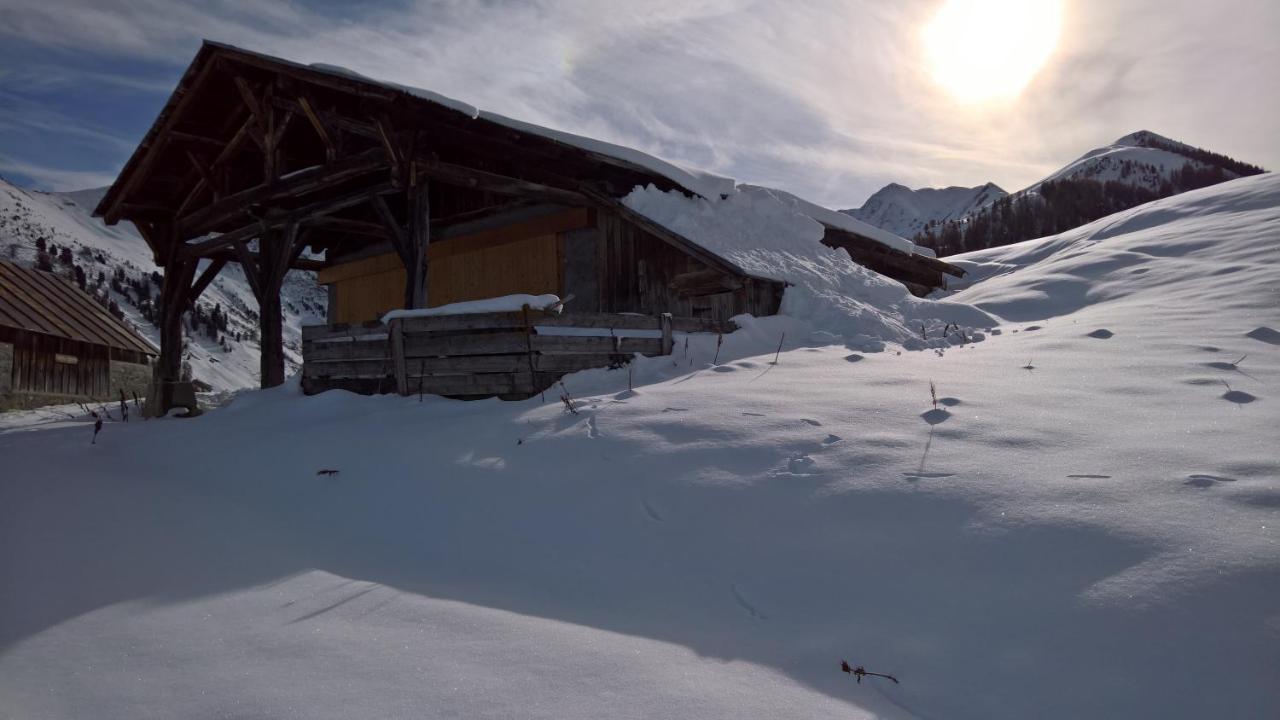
(109, 359, 153, 400)
(0, 351, 153, 412)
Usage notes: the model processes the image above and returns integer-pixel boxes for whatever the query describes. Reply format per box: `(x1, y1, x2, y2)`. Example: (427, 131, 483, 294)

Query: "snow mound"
(623, 183, 994, 351)
(947, 172, 1280, 322)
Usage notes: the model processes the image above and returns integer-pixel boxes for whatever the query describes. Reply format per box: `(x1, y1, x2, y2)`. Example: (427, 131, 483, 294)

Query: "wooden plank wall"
(427, 233, 560, 307)
(301, 311, 733, 399)
(319, 208, 593, 324)
(595, 211, 782, 321)
(5, 329, 111, 398)
(316, 253, 409, 324)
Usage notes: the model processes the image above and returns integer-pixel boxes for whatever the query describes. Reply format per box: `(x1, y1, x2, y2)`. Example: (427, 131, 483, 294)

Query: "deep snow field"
(2, 175, 1278, 719)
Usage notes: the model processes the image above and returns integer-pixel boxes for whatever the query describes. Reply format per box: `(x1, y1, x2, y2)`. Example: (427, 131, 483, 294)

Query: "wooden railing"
(301, 309, 734, 398)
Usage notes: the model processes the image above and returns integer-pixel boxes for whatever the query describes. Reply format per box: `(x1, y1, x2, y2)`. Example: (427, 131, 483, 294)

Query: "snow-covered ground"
(2, 174, 1277, 719)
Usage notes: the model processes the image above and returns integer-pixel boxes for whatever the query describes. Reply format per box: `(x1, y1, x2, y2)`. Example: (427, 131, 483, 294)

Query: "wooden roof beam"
(297, 95, 336, 162)
(412, 157, 585, 205)
(303, 217, 386, 237)
(178, 146, 387, 237)
(101, 46, 223, 224)
(178, 180, 395, 260)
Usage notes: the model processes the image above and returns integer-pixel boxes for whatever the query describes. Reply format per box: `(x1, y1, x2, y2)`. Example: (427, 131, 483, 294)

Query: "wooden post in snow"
(391, 318, 408, 396)
(660, 312, 674, 356)
(405, 172, 430, 309)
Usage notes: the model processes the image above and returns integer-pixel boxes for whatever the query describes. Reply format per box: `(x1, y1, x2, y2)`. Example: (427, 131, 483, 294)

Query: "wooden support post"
(660, 312, 673, 356)
(405, 176, 430, 309)
(156, 256, 196, 386)
(390, 318, 408, 395)
(254, 223, 299, 389)
(189, 258, 227, 303)
(150, 241, 198, 417)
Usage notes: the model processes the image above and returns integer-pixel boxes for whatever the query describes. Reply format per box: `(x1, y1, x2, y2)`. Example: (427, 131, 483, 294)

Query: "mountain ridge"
(843, 130, 1267, 256)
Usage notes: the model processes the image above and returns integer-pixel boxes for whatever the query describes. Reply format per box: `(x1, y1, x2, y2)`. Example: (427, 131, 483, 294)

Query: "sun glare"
(923, 0, 1063, 103)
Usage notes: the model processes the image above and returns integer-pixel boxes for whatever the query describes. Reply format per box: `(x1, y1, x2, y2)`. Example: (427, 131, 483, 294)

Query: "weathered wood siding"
(1, 328, 114, 399)
(595, 211, 782, 321)
(302, 311, 733, 399)
(319, 205, 783, 325)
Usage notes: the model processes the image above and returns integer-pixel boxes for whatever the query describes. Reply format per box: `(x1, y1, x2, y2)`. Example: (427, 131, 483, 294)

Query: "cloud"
(0, 154, 117, 191)
(0, 0, 1274, 207)
(0, 89, 138, 154)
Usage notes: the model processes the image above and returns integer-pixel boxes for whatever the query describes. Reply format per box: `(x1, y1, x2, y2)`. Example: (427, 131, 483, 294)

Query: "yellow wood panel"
(332, 266, 407, 324)
(317, 252, 405, 284)
(320, 208, 580, 320)
(428, 233, 561, 307)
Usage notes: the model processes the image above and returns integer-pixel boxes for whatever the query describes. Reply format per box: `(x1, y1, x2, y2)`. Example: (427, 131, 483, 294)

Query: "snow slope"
(623, 183, 992, 352)
(843, 182, 1008, 239)
(2, 175, 1278, 719)
(0, 178, 326, 391)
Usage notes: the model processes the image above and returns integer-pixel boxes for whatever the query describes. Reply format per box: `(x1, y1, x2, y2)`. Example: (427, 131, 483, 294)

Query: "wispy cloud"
(0, 154, 117, 191)
(0, 0, 1274, 206)
(0, 89, 138, 154)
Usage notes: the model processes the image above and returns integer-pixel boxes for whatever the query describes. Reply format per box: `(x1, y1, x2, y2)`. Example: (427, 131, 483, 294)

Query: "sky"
(0, 0, 1275, 209)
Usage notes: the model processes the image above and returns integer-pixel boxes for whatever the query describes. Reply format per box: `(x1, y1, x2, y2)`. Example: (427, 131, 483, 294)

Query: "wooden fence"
(301, 309, 734, 398)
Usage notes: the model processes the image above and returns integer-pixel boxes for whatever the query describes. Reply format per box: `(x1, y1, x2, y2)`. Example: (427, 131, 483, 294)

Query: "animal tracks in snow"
(730, 583, 767, 620)
(902, 471, 956, 481)
(641, 499, 666, 522)
(1185, 474, 1239, 488)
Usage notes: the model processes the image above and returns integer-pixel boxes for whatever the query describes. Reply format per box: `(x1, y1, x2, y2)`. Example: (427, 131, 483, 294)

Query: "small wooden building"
(91, 42, 960, 411)
(0, 261, 155, 410)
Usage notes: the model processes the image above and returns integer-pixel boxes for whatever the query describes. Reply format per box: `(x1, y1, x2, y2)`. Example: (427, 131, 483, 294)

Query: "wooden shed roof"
(0, 261, 158, 356)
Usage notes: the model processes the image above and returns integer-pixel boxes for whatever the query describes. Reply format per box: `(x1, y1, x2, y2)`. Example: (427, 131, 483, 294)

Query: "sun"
(922, 0, 1063, 103)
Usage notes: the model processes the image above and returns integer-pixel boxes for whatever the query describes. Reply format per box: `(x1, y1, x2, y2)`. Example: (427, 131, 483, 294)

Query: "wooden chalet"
(0, 261, 155, 410)
(94, 42, 960, 411)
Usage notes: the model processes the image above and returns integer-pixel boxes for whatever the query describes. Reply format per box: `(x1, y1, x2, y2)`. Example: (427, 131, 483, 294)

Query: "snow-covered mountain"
(847, 130, 1266, 256)
(0, 178, 326, 391)
(841, 182, 1007, 239)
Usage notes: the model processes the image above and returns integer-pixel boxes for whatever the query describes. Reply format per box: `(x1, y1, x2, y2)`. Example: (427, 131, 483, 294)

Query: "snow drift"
(624, 183, 993, 352)
(2, 174, 1278, 720)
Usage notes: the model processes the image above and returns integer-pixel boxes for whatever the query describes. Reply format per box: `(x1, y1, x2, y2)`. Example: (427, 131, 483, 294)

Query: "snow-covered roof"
(301, 49, 928, 258)
(301, 59, 917, 253)
(102, 41, 934, 289)
(303, 60, 737, 202)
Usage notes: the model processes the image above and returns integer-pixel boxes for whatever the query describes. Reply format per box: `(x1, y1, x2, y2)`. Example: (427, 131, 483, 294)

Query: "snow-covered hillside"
(850, 131, 1265, 256)
(0, 178, 326, 390)
(1040, 130, 1222, 189)
(2, 174, 1277, 719)
(842, 182, 1007, 238)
